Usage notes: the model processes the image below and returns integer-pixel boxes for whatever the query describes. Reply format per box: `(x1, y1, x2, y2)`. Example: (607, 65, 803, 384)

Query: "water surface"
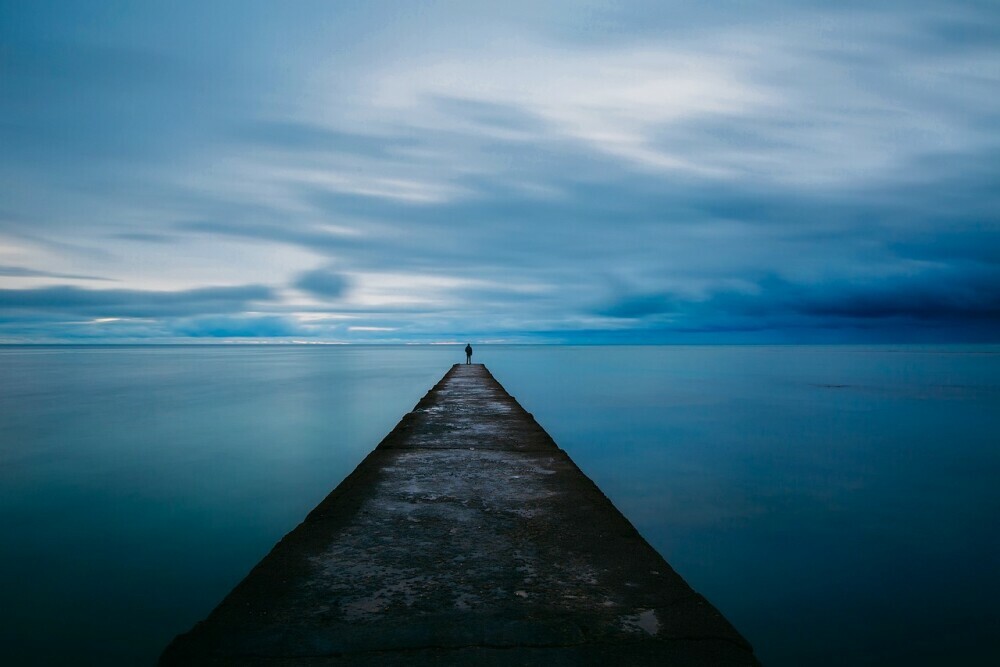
(1, 345, 997, 665)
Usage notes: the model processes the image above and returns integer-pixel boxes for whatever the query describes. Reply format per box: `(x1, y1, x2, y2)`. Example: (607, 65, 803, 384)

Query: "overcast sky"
(1, 1, 998, 343)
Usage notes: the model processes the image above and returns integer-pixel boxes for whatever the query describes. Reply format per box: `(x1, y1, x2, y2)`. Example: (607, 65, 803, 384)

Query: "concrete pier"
(161, 364, 759, 665)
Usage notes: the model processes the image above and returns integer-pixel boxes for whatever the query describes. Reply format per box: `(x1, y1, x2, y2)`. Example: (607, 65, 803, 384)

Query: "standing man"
(465, 343, 473, 364)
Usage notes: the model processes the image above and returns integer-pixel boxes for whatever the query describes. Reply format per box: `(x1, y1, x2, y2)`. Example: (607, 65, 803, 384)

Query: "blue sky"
(1, 1, 998, 343)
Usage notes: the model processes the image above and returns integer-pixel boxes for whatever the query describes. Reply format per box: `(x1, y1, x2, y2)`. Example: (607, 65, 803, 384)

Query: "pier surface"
(162, 364, 758, 665)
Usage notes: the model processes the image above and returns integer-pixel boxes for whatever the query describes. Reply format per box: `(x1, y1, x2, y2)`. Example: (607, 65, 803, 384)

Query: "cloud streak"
(0, 285, 274, 318)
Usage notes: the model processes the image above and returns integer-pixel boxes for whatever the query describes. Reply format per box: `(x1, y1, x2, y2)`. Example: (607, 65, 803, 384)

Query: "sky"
(1, 0, 998, 343)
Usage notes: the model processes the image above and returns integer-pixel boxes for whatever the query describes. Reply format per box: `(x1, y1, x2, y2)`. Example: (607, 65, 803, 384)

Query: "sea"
(0, 344, 997, 665)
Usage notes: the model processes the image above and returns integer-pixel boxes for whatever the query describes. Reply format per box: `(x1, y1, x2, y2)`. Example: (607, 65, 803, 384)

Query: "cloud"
(0, 265, 116, 281)
(293, 268, 349, 299)
(0, 284, 274, 318)
(596, 268, 1000, 335)
(791, 271, 1000, 322)
(598, 293, 677, 319)
(342, 5, 999, 187)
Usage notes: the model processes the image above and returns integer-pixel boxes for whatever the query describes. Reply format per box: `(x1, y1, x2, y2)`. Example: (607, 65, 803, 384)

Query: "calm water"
(0, 345, 997, 665)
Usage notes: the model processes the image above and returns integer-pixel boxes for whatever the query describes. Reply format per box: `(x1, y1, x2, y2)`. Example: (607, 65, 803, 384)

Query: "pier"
(161, 364, 759, 665)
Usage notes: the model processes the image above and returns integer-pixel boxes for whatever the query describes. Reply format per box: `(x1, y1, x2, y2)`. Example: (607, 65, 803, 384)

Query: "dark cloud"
(0, 265, 116, 281)
(293, 268, 349, 299)
(0, 284, 274, 318)
(792, 272, 1000, 322)
(596, 269, 1000, 337)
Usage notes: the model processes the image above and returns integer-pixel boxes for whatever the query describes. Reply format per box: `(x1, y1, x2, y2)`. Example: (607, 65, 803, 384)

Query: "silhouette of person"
(465, 343, 473, 364)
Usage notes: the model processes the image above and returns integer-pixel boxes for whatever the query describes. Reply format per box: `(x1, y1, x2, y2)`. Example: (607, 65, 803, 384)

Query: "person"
(465, 343, 473, 364)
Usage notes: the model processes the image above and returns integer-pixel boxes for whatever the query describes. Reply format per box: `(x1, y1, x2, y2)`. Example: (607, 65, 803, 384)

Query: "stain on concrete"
(161, 364, 759, 666)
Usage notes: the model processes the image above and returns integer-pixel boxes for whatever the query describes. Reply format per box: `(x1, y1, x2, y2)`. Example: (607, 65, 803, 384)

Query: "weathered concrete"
(161, 364, 759, 666)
